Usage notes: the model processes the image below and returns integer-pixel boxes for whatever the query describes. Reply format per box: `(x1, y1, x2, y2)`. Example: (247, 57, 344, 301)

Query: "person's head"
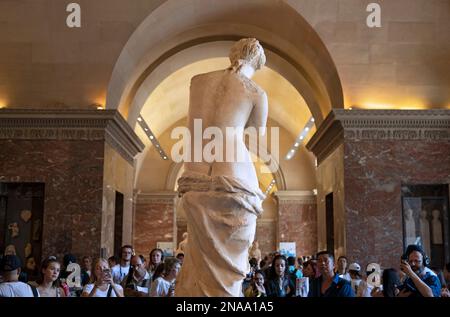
(287, 256, 296, 267)
(348, 263, 361, 280)
(303, 260, 320, 279)
(164, 258, 181, 280)
(271, 255, 288, 278)
(82, 256, 92, 271)
(120, 245, 133, 263)
(229, 38, 266, 73)
(404, 244, 427, 274)
(316, 251, 335, 277)
(39, 256, 61, 286)
(253, 270, 265, 287)
(108, 255, 118, 268)
(382, 268, 401, 297)
(0, 254, 22, 281)
(149, 248, 164, 267)
(337, 256, 348, 273)
(91, 258, 110, 283)
(249, 257, 258, 269)
(63, 254, 77, 268)
(176, 253, 184, 265)
(131, 255, 144, 270)
(26, 256, 37, 272)
(297, 257, 304, 268)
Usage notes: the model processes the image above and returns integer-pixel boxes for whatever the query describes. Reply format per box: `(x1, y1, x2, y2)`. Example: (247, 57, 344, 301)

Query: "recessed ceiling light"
(305, 127, 310, 132)
(137, 117, 142, 122)
(294, 143, 300, 147)
(311, 118, 315, 122)
(149, 135, 154, 140)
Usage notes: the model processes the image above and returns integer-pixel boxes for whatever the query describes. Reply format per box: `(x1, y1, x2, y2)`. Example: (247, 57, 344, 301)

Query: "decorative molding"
(275, 190, 316, 204)
(136, 191, 178, 204)
(307, 109, 450, 165)
(0, 109, 145, 164)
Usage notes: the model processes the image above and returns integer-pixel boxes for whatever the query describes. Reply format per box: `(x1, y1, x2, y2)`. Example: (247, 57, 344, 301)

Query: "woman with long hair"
(244, 270, 267, 297)
(265, 255, 295, 297)
(81, 258, 124, 297)
(36, 256, 66, 297)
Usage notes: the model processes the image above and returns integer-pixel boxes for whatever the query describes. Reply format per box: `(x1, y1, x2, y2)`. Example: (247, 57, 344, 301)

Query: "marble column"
(274, 191, 318, 258)
(133, 191, 177, 258)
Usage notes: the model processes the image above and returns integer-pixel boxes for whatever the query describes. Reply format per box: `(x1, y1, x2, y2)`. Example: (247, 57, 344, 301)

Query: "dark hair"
(337, 256, 348, 262)
(253, 270, 265, 279)
(382, 268, 400, 297)
(163, 258, 181, 275)
(259, 260, 266, 269)
(287, 256, 296, 266)
(316, 251, 334, 261)
(249, 257, 258, 268)
(152, 263, 165, 282)
(304, 260, 319, 278)
(121, 245, 134, 253)
(37, 256, 61, 287)
(63, 254, 77, 267)
(269, 255, 288, 279)
(108, 255, 118, 264)
(445, 262, 450, 272)
(139, 255, 146, 263)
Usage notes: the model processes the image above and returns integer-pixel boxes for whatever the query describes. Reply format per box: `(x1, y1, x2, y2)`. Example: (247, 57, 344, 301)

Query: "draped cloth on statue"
(175, 171, 265, 297)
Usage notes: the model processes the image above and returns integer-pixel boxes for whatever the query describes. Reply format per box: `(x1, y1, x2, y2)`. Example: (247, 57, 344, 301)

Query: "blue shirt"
(308, 274, 355, 297)
(399, 270, 441, 297)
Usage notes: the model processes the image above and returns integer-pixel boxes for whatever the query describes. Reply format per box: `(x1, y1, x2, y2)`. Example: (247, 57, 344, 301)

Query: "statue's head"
(182, 232, 188, 239)
(229, 38, 266, 72)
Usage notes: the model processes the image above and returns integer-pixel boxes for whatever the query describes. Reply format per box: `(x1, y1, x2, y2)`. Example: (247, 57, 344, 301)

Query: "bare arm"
(400, 261, 434, 297)
(245, 91, 268, 135)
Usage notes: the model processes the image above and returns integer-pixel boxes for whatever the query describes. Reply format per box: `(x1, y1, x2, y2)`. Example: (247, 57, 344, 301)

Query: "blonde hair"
(229, 38, 266, 72)
(90, 258, 109, 283)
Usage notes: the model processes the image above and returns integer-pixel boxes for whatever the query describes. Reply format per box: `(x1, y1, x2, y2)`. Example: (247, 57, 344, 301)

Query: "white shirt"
(149, 277, 172, 297)
(356, 280, 374, 297)
(111, 264, 130, 284)
(0, 281, 36, 297)
(82, 283, 123, 297)
(339, 272, 351, 282)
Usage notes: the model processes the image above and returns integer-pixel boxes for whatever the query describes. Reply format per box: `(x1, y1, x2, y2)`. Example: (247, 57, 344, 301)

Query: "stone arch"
(106, 0, 343, 128)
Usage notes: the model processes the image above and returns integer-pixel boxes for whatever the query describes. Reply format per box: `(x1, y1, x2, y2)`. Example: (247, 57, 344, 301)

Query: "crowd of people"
(0, 243, 449, 298)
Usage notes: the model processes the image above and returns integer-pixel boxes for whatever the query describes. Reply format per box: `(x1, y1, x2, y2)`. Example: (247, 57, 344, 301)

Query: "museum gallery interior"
(0, 0, 449, 279)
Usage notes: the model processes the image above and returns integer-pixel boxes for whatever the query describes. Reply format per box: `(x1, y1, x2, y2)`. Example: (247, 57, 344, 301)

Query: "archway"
(106, 0, 344, 128)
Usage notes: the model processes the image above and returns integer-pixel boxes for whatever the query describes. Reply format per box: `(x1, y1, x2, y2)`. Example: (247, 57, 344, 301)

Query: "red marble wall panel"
(344, 140, 450, 269)
(0, 139, 104, 262)
(254, 220, 277, 259)
(133, 200, 174, 259)
(277, 202, 318, 258)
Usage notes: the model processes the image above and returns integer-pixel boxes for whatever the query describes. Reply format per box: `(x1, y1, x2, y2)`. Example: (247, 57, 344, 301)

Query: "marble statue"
(404, 208, 416, 246)
(176, 232, 188, 256)
(175, 38, 267, 297)
(419, 210, 431, 256)
(249, 240, 262, 265)
(8, 222, 19, 238)
(431, 209, 443, 244)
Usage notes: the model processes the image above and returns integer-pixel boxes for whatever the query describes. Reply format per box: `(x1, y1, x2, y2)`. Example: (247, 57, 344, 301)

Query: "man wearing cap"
(0, 255, 38, 297)
(398, 244, 441, 297)
(348, 263, 362, 295)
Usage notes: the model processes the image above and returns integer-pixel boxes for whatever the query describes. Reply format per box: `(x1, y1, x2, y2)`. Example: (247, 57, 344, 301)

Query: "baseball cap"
(0, 254, 22, 272)
(349, 262, 361, 271)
